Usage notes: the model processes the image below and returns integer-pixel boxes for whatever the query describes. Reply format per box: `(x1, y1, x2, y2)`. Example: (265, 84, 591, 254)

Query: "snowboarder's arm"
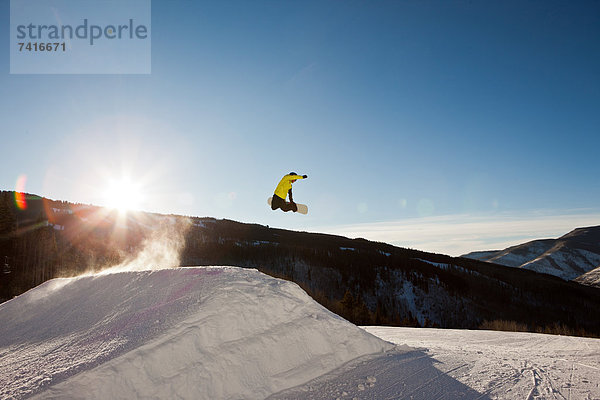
(288, 189, 294, 203)
(287, 174, 307, 181)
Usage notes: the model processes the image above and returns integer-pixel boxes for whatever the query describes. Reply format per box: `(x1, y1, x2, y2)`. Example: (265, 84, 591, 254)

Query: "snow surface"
(271, 327, 600, 399)
(575, 265, 600, 287)
(488, 241, 556, 268)
(462, 250, 499, 261)
(2, 267, 599, 400)
(463, 230, 600, 282)
(513, 246, 600, 281)
(365, 327, 600, 400)
(0, 267, 391, 399)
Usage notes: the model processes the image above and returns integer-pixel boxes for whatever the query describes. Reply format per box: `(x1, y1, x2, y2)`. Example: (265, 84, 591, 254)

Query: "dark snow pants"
(271, 195, 297, 212)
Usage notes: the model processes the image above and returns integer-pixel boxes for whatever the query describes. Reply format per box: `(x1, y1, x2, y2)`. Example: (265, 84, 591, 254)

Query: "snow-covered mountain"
(463, 225, 600, 282)
(1, 266, 599, 400)
(575, 265, 600, 287)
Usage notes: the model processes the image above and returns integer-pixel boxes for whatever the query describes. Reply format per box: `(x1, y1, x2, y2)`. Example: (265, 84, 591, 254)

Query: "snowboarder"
(270, 172, 307, 213)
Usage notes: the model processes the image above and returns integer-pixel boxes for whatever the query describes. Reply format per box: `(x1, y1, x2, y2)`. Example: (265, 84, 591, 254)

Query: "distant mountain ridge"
(463, 225, 600, 284)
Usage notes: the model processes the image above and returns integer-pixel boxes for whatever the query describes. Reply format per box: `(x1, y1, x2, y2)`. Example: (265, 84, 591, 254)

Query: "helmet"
(289, 172, 297, 176)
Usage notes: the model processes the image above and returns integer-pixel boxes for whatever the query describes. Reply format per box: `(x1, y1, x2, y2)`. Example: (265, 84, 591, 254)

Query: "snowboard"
(268, 197, 308, 215)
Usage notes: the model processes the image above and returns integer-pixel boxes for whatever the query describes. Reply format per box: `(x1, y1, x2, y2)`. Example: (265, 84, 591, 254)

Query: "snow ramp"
(0, 267, 392, 399)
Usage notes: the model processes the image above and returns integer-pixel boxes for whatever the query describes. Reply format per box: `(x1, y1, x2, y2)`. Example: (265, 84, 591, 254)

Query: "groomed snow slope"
(364, 327, 600, 400)
(270, 327, 600, 399)
(0, 267, 392, 399)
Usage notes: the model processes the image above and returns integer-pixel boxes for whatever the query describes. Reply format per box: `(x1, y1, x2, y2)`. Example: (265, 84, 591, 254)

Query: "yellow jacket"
(274, 174, 305, 200)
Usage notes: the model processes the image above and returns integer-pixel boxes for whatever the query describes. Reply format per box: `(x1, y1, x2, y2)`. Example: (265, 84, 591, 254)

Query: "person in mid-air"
(271, 172, 307, 212)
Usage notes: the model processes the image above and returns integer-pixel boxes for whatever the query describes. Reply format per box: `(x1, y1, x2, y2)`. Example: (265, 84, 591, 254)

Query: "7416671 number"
(18, 42, 66, 52)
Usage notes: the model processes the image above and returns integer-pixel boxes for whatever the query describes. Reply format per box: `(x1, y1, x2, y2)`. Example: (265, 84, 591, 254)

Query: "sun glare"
(104, 177, 143, 212)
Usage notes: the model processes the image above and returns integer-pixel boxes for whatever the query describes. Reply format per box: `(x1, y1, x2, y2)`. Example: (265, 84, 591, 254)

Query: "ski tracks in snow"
(269, 348, 482, 400)
(274, 327, 600, 400)
(363, 327, 600, 400)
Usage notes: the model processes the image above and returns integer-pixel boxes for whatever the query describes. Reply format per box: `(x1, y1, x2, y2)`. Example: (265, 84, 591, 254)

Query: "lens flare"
(15, 175, 27, 210)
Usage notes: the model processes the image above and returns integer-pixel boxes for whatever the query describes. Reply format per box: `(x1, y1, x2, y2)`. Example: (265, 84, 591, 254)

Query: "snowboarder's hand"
(302, 175, 307, 179)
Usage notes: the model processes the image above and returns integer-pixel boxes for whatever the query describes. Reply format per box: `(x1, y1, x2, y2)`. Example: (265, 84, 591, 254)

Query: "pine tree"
(0, 192, 17, 256)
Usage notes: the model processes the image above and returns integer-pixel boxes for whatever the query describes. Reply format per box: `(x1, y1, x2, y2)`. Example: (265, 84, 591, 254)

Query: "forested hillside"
(1, 191, 599, 337)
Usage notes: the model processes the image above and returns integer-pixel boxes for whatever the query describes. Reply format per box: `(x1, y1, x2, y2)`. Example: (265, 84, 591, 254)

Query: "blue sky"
(1, 0, 599, 255)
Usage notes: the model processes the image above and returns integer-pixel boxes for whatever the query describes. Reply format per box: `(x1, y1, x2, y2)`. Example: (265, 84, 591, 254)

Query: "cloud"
(318, 210, 600, 256)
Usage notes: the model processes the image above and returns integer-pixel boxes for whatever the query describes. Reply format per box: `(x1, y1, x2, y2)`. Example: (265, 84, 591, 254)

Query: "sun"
(103, 177, 143, 212)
